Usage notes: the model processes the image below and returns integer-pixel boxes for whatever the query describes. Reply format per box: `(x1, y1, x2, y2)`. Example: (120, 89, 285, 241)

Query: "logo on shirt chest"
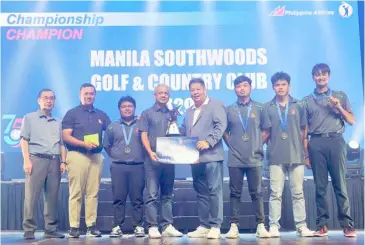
(98, 119, 103, 124)
(250, 112, 256, 118)
(291, 109, 296, 115)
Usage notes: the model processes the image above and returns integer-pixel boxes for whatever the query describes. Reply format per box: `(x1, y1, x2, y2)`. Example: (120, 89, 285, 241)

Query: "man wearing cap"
(20, 89, 66, 240)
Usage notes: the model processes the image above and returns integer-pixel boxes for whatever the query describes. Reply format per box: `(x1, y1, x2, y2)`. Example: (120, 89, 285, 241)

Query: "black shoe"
(44, 230, 65, 239)
(23, 231, 35, 240)
(86, 225, 102, 237)
(69, 227, 80, 238)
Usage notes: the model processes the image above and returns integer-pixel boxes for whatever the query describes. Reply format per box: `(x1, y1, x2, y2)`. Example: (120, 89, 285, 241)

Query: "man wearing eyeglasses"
(20, 89, 67, 240)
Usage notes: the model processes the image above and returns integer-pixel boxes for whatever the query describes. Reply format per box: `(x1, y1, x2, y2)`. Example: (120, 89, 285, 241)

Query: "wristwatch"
(61, 161, 67, 164)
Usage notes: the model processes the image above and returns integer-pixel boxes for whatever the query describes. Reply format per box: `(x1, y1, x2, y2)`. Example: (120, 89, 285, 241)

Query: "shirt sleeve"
(62, 110, 74, 130)
(103, 124, 114, 148)
(225, 107, 231, 134)
(138, 110, 149, 133)
(103, 113, 112, 131)
(299, 102, 307, 129)
(20, 114, 31, 141)
(260, 105, 272, 130)
(341, 92, 353, 113)
(205, 103, 227, 148)
(59, 122, 64, 146)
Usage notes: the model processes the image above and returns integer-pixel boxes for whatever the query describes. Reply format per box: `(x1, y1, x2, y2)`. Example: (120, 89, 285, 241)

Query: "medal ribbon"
(276, 102, 289, 133)
(237, 103, 251, 134)
(121, 124, 134, 147)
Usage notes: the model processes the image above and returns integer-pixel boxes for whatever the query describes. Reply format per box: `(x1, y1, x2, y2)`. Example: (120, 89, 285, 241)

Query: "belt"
(30, 153, 60, 160)
(113, 161, 144, 165)
(310, 133, 342, 138)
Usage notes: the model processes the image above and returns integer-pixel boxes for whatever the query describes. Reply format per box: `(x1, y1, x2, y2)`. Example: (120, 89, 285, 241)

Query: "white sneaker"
(225, 223, 239, 239)
(148, 227, 161, 239)
(109, 226, 122, 237)
(297, 226, 314, 237)
(269, 225, 280, 237)
(187, 226, 210, 238)
(256, 223, 271, 238)
(162, 224, 183, 237)
(206, 227, 221, 239)
(134, 226, 145, 237)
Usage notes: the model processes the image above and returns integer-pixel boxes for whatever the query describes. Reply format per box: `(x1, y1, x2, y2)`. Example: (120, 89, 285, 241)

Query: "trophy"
(166, 105, 182, 137)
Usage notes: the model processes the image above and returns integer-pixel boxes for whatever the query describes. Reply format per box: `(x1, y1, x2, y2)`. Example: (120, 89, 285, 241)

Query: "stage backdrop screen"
(1, 1, 363, 178)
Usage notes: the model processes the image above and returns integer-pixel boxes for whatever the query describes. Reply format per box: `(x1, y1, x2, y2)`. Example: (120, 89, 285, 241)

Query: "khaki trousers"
(66, 151, 103, 228)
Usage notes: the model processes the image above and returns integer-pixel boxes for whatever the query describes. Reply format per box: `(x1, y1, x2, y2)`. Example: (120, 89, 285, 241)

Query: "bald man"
(139, 85, 183, 238)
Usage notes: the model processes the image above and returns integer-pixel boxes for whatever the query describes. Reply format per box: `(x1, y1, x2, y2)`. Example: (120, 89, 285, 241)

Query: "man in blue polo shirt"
(263, 72, 312, 237)
(303, 63, 356, 237)
(20, 89, 66, 240)
(62, 83, 111, 238)
(103, 96, 145, 238)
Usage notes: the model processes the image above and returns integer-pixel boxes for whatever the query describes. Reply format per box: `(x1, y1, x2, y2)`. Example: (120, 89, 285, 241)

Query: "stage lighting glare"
(348, 140, 360, 149)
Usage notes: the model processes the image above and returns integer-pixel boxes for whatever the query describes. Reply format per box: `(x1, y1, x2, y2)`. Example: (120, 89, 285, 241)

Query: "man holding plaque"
(139, 84, 183, 238)
(223, 76, 271, 238)
(263, 72, 312, 237)
(103, 96, 145, 238)
(62, 83, 111, 238)
(181, 78, 227, 239)
(303, 63, 356, 237)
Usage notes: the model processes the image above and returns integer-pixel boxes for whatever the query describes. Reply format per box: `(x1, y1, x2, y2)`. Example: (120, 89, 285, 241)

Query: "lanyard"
(237, 104, 251, 133)
(276, 102, 289, 132)
(121, 124, 134, 146)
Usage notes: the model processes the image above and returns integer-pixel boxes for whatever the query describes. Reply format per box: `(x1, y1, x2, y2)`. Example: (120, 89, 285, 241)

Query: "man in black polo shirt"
(223, 75, 270, 238)
(103, 96, 145, 238)
(263, 72, 312, 237)
(139, 84, 182, 238)
(303, 63, 356, 237)
(62, 83, 111, 238)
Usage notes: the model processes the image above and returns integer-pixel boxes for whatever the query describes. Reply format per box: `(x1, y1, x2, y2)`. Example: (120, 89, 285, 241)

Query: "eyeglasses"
(40, 96, 55, 101)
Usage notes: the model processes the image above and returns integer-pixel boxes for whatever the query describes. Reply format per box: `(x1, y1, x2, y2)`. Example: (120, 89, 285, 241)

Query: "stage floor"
(0, 231, 363, 245)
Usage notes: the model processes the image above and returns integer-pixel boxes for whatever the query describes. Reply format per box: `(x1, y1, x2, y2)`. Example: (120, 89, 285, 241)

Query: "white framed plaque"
(156, 137, 199, 164)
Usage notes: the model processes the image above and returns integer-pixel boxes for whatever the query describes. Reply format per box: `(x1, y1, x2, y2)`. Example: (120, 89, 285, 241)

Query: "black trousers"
(110, 163, 145, 228)
(228, 166, 264, 225)
(309, 136, 354, 229)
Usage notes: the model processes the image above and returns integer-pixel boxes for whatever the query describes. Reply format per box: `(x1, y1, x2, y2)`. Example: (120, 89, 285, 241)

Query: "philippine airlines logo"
(269, 6, 286, 17)
(2, 114, 23, 148)
(339, 2, 353, 18)
(269, 5, 334, 17)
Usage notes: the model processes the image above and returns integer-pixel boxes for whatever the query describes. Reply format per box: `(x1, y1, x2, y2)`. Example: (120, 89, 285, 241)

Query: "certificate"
(84, 133, 99, 146)
(156, 137, 199, 164)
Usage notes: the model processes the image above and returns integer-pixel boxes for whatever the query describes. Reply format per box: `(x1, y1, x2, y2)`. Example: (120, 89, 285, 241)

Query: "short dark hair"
(37, 88, 55, 99)
(189, 78, 205, 89)
(233, 75, 252, 87)
(80, 83, 96, 91)
(118, 96, 136, 109)
(271, 72, 291, 85)
(312, 63, 331, 76)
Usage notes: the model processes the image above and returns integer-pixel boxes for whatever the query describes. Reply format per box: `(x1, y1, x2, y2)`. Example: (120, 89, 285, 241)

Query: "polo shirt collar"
(79, 104, 96, 112)
(270, 96, 297, 106)
(37, 109, 55, 121)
